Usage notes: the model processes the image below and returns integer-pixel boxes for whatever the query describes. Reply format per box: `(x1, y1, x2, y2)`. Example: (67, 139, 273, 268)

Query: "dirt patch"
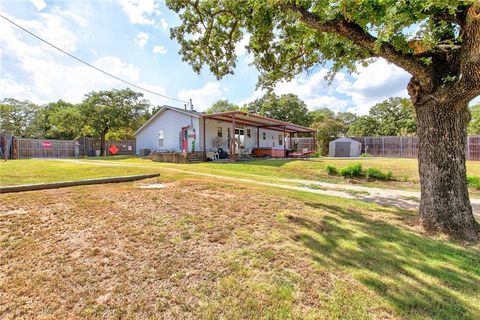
(0, 179, 401, 319)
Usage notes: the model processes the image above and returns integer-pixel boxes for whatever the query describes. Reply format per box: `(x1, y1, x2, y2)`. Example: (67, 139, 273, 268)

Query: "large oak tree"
(166, 0, 480, 241)
(81, 89, 150, 155)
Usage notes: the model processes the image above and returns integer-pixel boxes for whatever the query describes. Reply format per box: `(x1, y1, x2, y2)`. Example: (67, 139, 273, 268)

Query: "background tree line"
(3, 88, 479, 156)
(0, 89, 151, 154)
(207, 94, 480, 155)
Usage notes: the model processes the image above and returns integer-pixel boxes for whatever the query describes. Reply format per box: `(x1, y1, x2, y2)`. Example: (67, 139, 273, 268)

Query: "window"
(158, 130, 164, 147)
(279, 134, 283, 146)
(262, 132, 266, 140)
(217, 127, 223, 138)
(246, 128, 251, 138)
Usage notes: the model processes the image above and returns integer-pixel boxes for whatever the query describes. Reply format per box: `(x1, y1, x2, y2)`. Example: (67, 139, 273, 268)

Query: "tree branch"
(286, 5, 434, 91)
(456, 1, 480, 101)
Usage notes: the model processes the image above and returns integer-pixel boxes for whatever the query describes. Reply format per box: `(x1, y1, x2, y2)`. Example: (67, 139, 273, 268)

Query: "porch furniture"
(206, 151, 219, 161)
(252, 148, 286, 158)
(217, 148, 229, 159)
(288, 148, 315, 158)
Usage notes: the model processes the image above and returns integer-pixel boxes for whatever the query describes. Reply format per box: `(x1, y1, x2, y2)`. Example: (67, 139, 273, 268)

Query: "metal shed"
(328, 137, 362, 157)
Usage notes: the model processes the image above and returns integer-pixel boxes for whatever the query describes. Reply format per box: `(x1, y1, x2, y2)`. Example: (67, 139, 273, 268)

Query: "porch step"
(185, 153, 204, 163)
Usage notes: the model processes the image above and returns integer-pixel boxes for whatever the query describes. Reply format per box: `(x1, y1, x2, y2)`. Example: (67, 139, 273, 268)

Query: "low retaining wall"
(149, 151, 204, 163)
(150, 152, 186, 163)
(0, 173, 160, 194)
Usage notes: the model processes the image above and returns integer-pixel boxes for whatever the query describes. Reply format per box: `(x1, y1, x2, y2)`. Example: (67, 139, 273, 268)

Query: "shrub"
(325, 164, 338, 175)
(364, 167, 393, 180)
(339, 163, 364, 178)
(360, 153, 371, 158)
(467, 176, 480, 189)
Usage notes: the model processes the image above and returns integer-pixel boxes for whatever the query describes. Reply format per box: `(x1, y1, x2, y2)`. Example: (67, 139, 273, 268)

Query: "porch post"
(231, 114, 236, 161)
(289, 132, 293, 150)
(256, 127, 259, 148)
(283, 126, 286, 157)
(313, 131, 316, 152)
(203, 117, 206, 160)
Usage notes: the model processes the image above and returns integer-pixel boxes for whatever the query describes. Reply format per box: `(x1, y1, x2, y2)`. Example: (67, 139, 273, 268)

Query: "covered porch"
(202, 111, 316, 161)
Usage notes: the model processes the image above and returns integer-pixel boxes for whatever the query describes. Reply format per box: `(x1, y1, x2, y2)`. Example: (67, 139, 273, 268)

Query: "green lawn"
(4, 156, 480, 193)
(0, 158, 159, 185)
(1, 166, 479, 319)
(81, 156, 480, 193)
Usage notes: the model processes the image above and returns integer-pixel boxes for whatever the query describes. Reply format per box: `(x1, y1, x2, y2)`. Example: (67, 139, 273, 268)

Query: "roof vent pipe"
(189, 99, 193, 111)
(184, 103, 187, 111)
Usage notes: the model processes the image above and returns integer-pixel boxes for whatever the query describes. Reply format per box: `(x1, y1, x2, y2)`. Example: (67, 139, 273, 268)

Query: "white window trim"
(158, 129, 164, 147)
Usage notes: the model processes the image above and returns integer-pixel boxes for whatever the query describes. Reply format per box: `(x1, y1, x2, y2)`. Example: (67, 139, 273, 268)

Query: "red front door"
(181, 127, 188, 152)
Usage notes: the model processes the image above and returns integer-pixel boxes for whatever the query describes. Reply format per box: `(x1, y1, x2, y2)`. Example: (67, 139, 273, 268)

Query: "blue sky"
(1, 0, 477, 114)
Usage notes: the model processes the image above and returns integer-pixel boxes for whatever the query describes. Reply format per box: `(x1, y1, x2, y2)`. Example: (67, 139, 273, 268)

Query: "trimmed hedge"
(339, 163, 364, 178)
(325, 163, 394, 181)
(326, 164, 338, 175)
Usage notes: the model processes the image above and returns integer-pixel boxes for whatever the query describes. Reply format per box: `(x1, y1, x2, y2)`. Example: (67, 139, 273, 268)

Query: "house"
(135, 105, 316, 161)
(328, 137, 362, 157)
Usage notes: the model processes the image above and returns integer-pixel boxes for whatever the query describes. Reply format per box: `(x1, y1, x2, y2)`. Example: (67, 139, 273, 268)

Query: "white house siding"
(136, 109, 200, 154)
(259, 128, 286, 150)
(203, 118, 287, 151)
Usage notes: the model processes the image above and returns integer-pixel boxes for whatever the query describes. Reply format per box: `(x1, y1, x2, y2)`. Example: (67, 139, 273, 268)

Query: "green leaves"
(246, 93, 312, 126)
(81, 88, 150, 137)
(348, 97, 416, 136)
(166, 0, 473, 88)
(468, 103, 480, 135)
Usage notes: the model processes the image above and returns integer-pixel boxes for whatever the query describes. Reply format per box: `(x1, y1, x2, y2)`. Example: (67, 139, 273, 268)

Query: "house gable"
(135, 108, 200, 154)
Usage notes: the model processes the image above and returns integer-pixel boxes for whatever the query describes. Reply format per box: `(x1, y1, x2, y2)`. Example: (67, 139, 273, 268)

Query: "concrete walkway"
(57, 159, 480, 217)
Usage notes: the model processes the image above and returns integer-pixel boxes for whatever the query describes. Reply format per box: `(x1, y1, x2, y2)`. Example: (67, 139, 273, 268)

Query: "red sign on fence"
(109, 144, 119, 155)
(42, 141, 52, 149)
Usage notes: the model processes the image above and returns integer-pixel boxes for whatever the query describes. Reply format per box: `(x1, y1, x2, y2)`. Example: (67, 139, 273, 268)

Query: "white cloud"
(304, 96, 349, 113)
(338, 59, 410, 114)
(239, 59, 411, 115)
(152, 45, 167, 55)
(157, 18, 168, 31)
(235, 34, 250, 57)
(134, 32, 149, 49)
(136, 82, 172, 106)
(117, 0, 158, 25)
(0, 12, 169, 105)
(177, 82, 223, 111)
(30, 0, 46, 11)
(9, 11, 78, 53)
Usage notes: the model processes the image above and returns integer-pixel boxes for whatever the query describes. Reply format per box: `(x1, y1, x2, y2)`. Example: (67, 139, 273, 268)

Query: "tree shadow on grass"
(290, 202, 480, 320)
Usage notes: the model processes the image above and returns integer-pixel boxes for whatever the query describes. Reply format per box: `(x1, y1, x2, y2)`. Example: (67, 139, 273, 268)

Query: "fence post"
(467, 136, 471, 160)
(382, 137, 385, 157)
(400, 136, 403, 157)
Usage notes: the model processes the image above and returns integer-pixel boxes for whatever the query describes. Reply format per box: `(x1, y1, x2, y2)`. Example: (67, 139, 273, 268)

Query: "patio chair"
(243, 148, 252, 159)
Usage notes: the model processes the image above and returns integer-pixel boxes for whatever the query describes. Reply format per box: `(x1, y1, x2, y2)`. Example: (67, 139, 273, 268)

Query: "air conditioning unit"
(139, 149, 151, 156)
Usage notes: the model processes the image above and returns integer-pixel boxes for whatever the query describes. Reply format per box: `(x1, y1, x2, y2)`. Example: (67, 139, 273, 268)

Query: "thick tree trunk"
(415, 96, 479, 241)
(100, 132, 106, 156)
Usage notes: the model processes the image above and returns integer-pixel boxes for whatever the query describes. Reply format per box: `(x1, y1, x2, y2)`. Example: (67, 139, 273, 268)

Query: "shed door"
(335, 142, 351, 157)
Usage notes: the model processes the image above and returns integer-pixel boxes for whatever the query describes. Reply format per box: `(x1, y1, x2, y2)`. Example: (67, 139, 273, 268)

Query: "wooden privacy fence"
(0, 135, 136, 159)
(351, 136, 480, 160)
(16, 138, 76, 158)
(287, 137, 315, 151)
(76, 137, 135, 157)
